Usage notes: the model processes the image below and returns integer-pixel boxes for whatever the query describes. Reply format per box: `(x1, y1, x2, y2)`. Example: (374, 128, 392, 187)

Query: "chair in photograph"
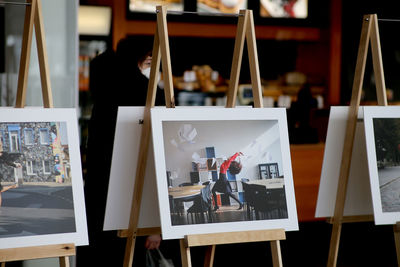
(179, 182, 194, 187)
(186, 182, 214, 224)
(169, 195, 179, 225)
(172, 182, 195, 216)
(267, 187, 288, 219)
(252, 184, 282, 220)
(241, 179, 255, 220)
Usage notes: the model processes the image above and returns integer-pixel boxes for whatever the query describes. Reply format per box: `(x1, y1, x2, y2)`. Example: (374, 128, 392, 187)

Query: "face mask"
(141, 67, 161, 85)
(141, 67, 151, 79)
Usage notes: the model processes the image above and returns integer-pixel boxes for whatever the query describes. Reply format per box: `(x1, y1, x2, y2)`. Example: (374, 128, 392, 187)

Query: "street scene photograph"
(0, 121, 76, 239)
(373, 118, 400, 213)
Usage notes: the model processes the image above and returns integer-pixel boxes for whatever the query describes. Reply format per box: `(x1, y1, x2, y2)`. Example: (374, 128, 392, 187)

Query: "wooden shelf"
(290, 143, 325, 222)
(112, 0, 324, 49)
(118, 19, 322, 40)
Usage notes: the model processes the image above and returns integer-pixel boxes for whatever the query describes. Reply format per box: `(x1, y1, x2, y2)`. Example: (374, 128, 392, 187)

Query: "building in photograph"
(0, 122, 70, 184)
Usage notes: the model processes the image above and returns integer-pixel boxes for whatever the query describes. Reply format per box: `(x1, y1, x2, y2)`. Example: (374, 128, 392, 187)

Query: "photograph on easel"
(259, 0, 308, 18)
(197, 0, 248, 13)
(151, 107, 298, 239)
(364, 106, 400, 225)
(129, 0, 184, 13)
(0, 108, 87, 249)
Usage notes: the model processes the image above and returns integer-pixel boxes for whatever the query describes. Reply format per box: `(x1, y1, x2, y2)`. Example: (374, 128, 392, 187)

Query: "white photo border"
(151, 107, 298, 240)
(364, 106, 400, 225)
(0, 107, 88, 249)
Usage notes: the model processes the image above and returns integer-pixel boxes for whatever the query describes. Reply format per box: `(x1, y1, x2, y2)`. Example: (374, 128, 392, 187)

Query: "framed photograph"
(259, 0, 308, 18)
(364, 106, 400, 224)
(129, 0, 184, 13)
(197, 0, 248, 14)
(126, 0, 185, 21)
(151, 107, 298, 239)
(0, 108, 87, 249)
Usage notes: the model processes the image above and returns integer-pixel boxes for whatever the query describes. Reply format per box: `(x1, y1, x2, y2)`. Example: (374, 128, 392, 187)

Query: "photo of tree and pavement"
(373, 118, 400, 212)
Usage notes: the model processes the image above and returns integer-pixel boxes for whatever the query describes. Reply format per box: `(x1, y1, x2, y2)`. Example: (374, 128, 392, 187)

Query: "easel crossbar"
(0, 244, 75, 262)
(185, 229, 286, 247)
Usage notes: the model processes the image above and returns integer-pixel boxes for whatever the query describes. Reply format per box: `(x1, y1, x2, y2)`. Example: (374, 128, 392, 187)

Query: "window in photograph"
(26, 160, 35, 175)
(43, 160, 51, 174)
(24, 128, 34, 145)
(9, 130, 20, 152)
(39, 128, 50, 145)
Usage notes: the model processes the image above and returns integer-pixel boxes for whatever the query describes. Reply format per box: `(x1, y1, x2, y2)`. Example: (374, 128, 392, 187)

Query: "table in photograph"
(247, 178, 285, 189)
(168, 185, 205, 199)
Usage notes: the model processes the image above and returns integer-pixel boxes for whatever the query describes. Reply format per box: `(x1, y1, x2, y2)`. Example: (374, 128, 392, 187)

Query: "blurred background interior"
(2, 0, 400, 266)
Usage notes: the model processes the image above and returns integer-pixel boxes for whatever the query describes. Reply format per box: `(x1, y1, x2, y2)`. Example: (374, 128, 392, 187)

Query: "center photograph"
(151, 107, 298, 239)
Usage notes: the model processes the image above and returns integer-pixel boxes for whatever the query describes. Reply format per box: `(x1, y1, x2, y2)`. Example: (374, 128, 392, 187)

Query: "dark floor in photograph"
(0, 184, 76, 237)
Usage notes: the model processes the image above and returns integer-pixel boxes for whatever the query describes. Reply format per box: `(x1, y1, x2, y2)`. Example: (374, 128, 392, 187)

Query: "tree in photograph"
(373, 118, 400, 166)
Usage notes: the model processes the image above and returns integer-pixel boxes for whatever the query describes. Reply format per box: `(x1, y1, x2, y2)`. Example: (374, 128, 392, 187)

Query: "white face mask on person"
(141, 67, 151, 79)
(141, 67, 163, 88)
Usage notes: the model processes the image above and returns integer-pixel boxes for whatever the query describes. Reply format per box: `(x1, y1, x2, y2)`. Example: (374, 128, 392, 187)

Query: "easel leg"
(1, 262, 5, 267)
(203, 245, 215, 267)
(327, 222, 342, 267)
(123, 235, 137, 267)
(270, 240, 283, 267)
(59, 256, 70, 267)
(393, 223, 400, 266)
(180, 239, 192, 267)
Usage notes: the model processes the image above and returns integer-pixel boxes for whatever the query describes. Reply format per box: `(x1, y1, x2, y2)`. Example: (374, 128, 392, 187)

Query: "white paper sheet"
(103, 107, 160, 230)
(315, 106, 373, 218)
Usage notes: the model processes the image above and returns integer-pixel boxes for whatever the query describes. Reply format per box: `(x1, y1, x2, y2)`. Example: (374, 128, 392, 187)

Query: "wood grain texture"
(0, 244, 75, 262)
(15, 0, 36, 108)
(185, 229, 285, 247)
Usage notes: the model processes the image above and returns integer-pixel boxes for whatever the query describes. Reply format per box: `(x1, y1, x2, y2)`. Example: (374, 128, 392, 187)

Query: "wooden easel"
(0, 0, 75, 266)
(326, 14, 394, 267)
(122, 6, 286, 267)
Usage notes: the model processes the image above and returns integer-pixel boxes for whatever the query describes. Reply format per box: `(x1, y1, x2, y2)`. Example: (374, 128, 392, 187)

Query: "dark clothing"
(211, 153, 242, 209)
(76, 37, 167, 267)
(213, 153, 240, 194)
(287, 84, 319, 144)
(213, 173, 232, 194)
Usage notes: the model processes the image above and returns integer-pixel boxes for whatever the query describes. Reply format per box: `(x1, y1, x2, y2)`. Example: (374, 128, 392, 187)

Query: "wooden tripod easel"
(122, 6, 286, 267)
(0, 0, 74, 266)
(326, 14, 390, 267)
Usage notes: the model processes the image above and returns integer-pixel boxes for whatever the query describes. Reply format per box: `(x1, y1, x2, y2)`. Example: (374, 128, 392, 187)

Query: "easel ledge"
(326, 215, 374, 224)
(184, 229, 286, 247)
(0, 244, 75, 262)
